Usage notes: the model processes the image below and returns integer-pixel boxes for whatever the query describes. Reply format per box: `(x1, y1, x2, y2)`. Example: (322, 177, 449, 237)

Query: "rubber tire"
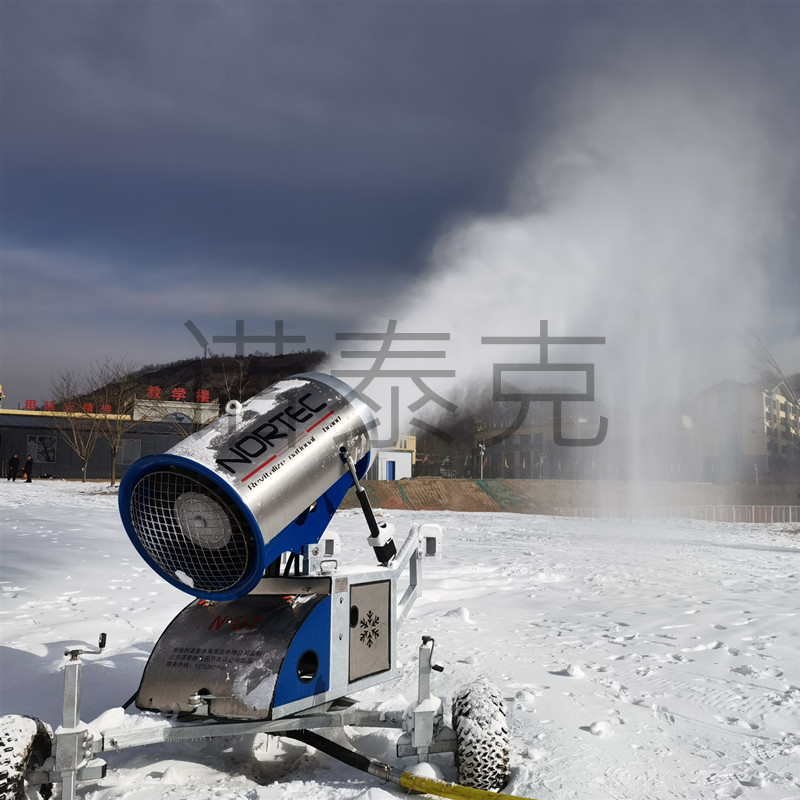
(451, 678, 510, 791)
(0, 716, 53, 800)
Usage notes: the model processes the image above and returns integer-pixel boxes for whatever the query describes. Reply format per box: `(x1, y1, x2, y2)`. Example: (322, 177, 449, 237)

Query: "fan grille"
(128, 468, 254, 593)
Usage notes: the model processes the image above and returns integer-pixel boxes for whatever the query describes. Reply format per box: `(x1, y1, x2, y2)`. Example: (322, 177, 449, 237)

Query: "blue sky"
(1, 2, 799, 410)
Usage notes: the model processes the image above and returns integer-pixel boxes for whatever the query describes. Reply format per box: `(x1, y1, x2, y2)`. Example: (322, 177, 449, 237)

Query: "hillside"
(133, 351, 328, 406)
(340, 478, 800, 514)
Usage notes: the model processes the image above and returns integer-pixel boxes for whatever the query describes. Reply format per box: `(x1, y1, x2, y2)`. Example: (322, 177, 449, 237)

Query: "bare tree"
(90, 357, 142, 486)
(218, 355, 255, 405)
(746, 334, 800, 475)
(747, 334, 799, 403)
(50, 369, 102, 483)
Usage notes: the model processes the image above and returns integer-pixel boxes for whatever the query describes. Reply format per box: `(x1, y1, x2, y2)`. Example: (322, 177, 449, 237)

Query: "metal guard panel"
(272, 596, 331, 710)
(136, 593, 325, 719)
(118, 454, 267, 601)
(118, 451, 369, 600)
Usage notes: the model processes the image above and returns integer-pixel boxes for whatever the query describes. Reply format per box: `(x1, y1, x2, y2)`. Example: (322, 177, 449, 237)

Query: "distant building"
(473, 406, 632, 480)
(0, 409, 188, 481)
(471, 380, 800, 483)
(133, 398, 219, 425)
(762, 383, 800, 475)
(692, 380, 799, 482)
(394, 434, 417, 465)
(369, 449, 413, 481)
(367, 435, 416, 481)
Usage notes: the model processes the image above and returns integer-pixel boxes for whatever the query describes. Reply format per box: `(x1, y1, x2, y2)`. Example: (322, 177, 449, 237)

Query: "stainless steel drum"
(119, 373, 375, 599)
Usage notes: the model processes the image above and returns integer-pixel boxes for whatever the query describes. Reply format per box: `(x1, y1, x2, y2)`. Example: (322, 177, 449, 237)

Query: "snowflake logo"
(359, 610, 381, 648)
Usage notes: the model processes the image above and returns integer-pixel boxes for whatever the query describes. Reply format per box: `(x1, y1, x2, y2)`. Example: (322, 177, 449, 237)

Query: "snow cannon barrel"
(118, 373, 375, 600)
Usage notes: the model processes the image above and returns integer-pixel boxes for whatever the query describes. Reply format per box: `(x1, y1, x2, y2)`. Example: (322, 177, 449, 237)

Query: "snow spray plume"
(327, 60, 793, 479)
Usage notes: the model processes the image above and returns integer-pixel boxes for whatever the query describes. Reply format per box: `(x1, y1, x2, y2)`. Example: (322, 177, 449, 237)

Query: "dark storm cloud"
(5, 2, 798, 279)
(0, 2, 571, 276)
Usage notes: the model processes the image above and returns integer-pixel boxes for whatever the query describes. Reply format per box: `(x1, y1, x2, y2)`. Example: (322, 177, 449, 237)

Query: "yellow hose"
(398, 771, 537, 800)
(284, 729, 537, 800)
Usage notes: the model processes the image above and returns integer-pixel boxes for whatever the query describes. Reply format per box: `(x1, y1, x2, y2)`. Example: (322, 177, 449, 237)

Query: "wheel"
(0, 716, 53, 800)
(451, 678, 510, 791)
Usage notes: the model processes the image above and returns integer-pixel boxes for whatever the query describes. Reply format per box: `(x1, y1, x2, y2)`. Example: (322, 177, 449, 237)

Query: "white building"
(368, 449, 413, 481)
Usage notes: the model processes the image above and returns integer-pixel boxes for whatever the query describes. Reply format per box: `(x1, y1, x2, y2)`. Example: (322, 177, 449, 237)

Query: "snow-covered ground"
(1, 480, 799, 800)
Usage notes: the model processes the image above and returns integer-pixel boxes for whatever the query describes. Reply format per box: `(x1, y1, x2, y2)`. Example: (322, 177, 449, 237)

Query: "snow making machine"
(0, 374, 526, 800)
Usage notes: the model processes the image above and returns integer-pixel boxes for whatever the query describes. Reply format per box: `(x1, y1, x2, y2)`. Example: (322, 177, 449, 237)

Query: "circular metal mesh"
(127, 468, 255, 594)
